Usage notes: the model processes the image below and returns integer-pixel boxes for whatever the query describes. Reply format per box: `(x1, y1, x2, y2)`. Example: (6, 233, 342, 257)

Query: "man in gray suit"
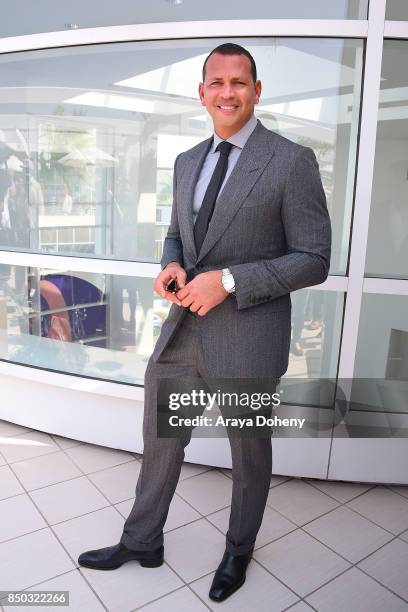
(79, 43, 331, 602)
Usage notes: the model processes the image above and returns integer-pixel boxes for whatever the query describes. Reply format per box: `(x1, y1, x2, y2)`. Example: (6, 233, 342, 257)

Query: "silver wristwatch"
(221, 268, 236, 294)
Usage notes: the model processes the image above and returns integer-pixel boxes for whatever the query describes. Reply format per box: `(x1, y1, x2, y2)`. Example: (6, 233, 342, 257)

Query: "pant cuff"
(120, 532, 163, 552)
(225, 539, 255, 556)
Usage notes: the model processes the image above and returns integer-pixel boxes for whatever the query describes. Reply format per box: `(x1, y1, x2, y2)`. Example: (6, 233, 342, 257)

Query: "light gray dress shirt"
(192, 114, 258, 223)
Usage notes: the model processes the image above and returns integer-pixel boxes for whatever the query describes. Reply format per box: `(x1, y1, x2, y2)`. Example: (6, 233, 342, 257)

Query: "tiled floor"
(0, 420, 408, 612)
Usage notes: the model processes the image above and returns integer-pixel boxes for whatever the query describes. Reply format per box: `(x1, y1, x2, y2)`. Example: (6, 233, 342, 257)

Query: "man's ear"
(198, 82, 205, 106)
(255, 79, 262, 104)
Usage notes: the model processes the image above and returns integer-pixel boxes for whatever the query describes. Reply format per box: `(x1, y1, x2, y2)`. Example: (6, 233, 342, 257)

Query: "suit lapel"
(177, 136, 213, 263)
(196, 122, 278, 263)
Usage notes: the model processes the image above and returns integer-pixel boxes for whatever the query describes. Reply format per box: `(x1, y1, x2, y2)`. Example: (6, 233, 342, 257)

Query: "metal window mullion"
(337, 0, 387, 380)
(384, 21, 408, 38)
(0, 20, 368, 55)
(363, 278, 408, 295)
(0, 249, 160, 278)
(0, 249, 348, 291)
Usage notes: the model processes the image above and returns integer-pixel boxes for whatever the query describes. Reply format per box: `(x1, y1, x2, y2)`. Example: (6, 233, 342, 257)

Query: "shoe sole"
(78, 557, 164, 570)
(209, 576, 246, 602)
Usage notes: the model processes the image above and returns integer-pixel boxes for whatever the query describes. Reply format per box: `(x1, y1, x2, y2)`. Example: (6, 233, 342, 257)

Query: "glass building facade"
(0, 0, 407, 481)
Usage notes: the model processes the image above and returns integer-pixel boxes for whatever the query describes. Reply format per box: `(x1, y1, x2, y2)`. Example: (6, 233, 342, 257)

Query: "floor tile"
(179, 462, 213, 481)
(176, 470, 232, 515)
(138, 586, 209, 611)
(303, 506, 393, 563)
(270, 475, 292, 488)
(114, 497, 134, 519)
(30, 476, 109, 525)
(207, 504, 296, 549)
(164, 494, 202, 532)
(389, 485, 408, 500)
(88, 460, 141, 504)
(0, 452, 6, 466)
(219, 467, 233, 480)
(254, 529, 350, 597)
(190, 559, 298, 611)
(50, 434, 84, 450)
(220, 468, 290, 490)
(130, 451, 143, 461)
(285, 602, 314, 611)
(80, 561, 183, 612)
(0, 493, 46, 542)
(65, 443, 135, 474)
(0, 431, 59, 463)
(164, 519, 225, 582)
(0, 420, 32, 437)
(2, 569, 105, 612)
(0, 464, 24, 499)
(306, 479, 373, 503)
(347, 487, 408, 535)
(358, 538, 408, 600)
(306, 567, 408, 612)
(11, 451, 82, 491)
(1, 431, 406, 612)
(53, 506, 125, 562)
(0, 528, 74, 591)
(115, 493, 203, 534)
(266, 480, 339, 526)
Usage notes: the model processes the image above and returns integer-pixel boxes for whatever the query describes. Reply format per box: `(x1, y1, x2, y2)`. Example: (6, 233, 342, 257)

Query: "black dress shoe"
(209, 549, 253, 602)
(78, 542, 164, 570)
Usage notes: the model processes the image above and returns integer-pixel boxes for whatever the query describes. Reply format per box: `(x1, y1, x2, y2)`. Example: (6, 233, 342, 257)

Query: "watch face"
(223, 276, 234, 292)
(222, 269, 235, 293)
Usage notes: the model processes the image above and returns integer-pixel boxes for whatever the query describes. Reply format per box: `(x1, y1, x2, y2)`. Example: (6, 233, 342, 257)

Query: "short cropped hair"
(202, 43, 257, 83)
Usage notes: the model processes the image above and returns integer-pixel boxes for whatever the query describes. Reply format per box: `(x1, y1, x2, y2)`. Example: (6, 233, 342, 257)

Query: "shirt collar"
(211, 115, 258, 153)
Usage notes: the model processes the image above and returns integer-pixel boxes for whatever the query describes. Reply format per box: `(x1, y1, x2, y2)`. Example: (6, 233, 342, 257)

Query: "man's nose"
(219, 83, 235, 98)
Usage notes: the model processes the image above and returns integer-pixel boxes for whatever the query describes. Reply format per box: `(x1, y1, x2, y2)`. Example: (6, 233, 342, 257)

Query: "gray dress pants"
(120, 312, 273, 556)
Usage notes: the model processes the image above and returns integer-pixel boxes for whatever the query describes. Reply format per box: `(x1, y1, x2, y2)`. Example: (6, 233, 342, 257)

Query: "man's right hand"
(153, 262, 186, 306)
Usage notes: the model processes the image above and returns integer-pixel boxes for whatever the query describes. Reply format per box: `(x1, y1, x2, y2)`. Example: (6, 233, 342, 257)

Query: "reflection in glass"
(354, 293, 408, 384)
(0, 264, 344, 386)
(0, 263, 172, 385)
(336, 293, 408, 437)
(274, 288, 344, 437)
(365, 40, 408, 279)
(286, 288, 344, 378)
(0, 38, 362, 272)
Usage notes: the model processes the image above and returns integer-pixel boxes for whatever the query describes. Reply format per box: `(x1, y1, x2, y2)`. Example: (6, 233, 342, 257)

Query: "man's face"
(198, 52, 262, 138)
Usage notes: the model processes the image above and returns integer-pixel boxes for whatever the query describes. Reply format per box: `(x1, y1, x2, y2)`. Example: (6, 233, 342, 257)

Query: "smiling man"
(79, 43, 331, 603)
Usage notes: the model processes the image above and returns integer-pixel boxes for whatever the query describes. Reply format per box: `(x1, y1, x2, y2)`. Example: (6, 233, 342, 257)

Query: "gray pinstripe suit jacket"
(154, 120, 331, 378)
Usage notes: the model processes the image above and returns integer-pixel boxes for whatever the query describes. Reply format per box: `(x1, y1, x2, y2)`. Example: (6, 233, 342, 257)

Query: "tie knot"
(216, 141, 233, 156)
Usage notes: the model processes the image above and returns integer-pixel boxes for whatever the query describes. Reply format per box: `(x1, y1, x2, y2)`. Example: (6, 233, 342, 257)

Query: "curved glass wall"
(0, 263, 165, 385)
(335, 32, 408, 440)
(365, 39, 408, 279)
(0, 35, 363, 389)
(0, 263, 344, 384)
(0, 38, 363, 275)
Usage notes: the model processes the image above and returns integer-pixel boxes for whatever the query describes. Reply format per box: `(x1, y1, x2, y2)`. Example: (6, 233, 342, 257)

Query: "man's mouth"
(217, 105, 239, 112)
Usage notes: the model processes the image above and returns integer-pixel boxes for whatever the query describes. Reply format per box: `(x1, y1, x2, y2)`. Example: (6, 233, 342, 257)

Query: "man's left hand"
(176, 270, 228, 316)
